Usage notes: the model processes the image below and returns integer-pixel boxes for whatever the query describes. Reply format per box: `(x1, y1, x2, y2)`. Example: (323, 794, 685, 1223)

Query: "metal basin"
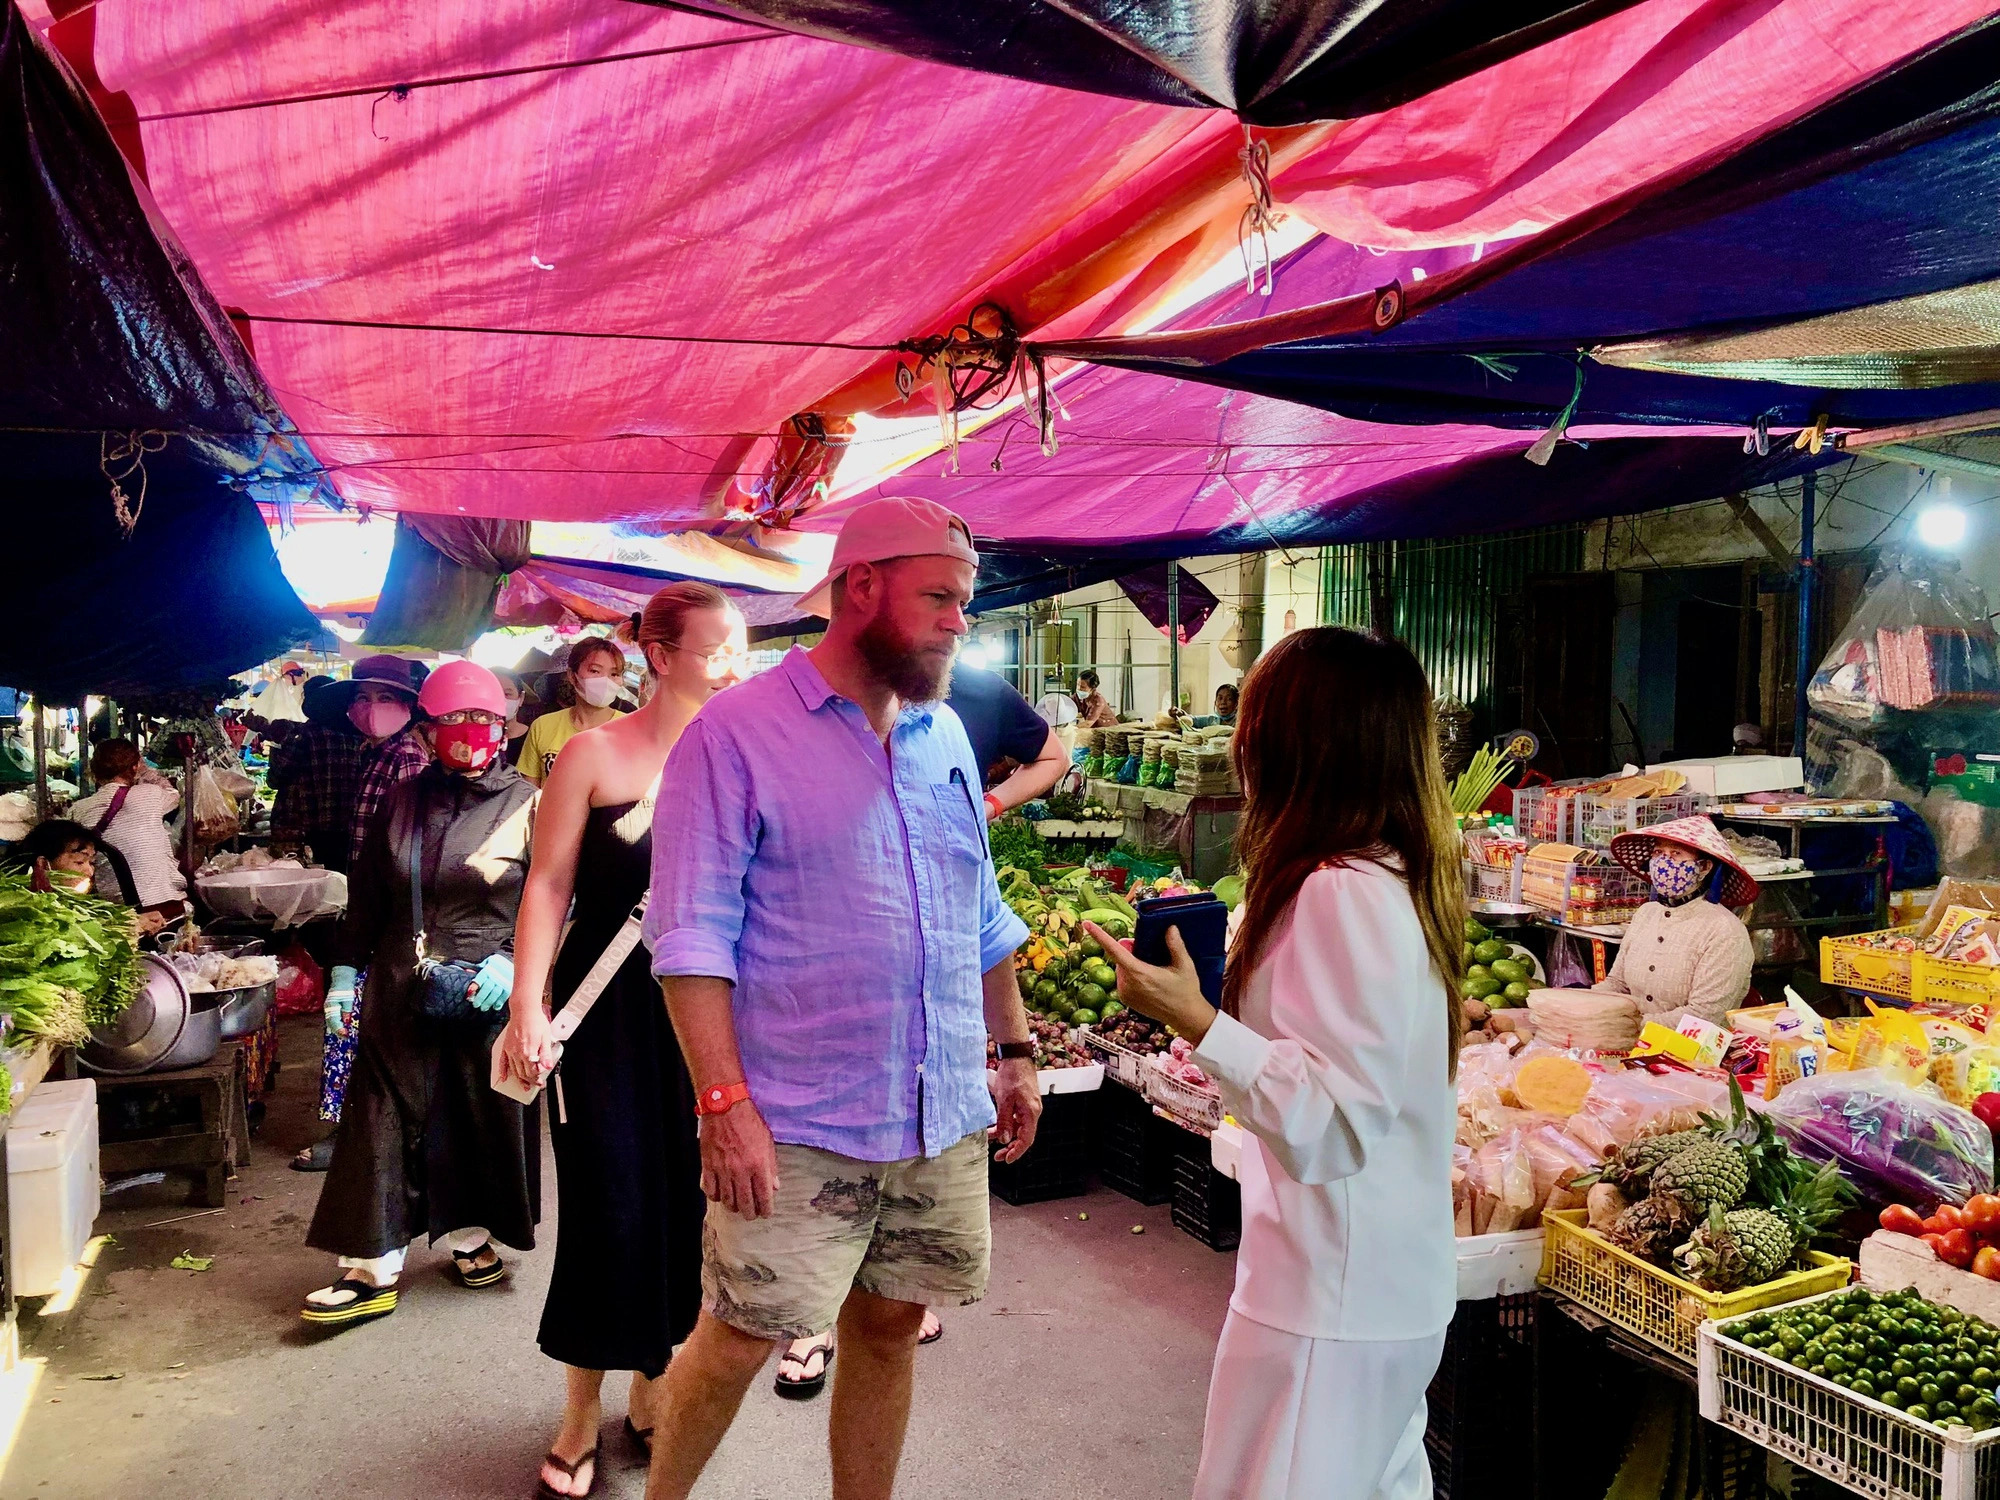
(156, 991, 224, 1071)
(216, 980, 274, 1040)
(81, 953, 222, 1075)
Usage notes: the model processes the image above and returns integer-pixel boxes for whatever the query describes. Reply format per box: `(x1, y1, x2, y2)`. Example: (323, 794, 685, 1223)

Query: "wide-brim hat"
(325, 654, 422, 713)
(1610, 814, 1760, 907)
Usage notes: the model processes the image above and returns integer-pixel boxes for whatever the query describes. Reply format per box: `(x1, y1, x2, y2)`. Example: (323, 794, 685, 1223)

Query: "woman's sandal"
(773, 1334, 834, 1401)
(450, 1244, 506, 1288)
(532, 1447, 598, 1500)
(298, 1277, 398, 1328)
(623, 1416, 652, 1457)
(289, 1137, 336, 1172)
(919, 1313, 943, 1346)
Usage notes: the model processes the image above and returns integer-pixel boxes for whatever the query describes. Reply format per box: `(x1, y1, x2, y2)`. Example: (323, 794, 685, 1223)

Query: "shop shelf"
(1170, 1145, 1239, 1251)
(1426, 1292, 1537, 1500)
(1820, 927, 1919, 1000)
(1539, 1210, 1851, 1366)
(1699, 1289, 2000, 1500)
(1145, 1064, 1223, 1135)
(1573, 791, 1706, 849)
(1097, 1082, 1176, 1204)
(988, 1088, 1096, 1206)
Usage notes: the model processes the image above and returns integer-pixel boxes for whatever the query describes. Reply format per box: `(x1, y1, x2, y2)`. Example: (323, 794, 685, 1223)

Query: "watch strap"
(694, 1079, 752, 1117)
(996, 1041, 1035, 1061)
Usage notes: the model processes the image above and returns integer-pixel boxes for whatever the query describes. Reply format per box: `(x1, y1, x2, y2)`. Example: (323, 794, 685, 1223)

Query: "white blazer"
(1192, 861, 1456, 1342)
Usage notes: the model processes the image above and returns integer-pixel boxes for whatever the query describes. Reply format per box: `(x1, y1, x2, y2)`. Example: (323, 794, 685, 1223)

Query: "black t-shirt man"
(946, 665, 1050, 785)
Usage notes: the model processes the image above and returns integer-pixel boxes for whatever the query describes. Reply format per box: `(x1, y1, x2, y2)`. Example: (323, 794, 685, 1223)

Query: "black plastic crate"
(988, 1088, 1096, 1205)
(1171, 1144, 1240, 1251)
(1097, 1082, 1175, 1204)
(1426, 1294, 1536, 1500)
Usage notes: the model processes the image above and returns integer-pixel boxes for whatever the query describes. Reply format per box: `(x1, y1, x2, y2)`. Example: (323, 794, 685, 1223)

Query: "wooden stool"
(94, 1040, 251, 1207)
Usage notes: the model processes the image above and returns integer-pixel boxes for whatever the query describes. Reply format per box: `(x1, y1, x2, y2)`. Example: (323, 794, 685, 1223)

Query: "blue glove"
(324, 965, 358, 1036)
(466, 954, 514, 1013)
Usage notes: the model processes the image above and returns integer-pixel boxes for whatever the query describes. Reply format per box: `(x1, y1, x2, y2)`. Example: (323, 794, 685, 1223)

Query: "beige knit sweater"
(1594, 898, 1755, 1028)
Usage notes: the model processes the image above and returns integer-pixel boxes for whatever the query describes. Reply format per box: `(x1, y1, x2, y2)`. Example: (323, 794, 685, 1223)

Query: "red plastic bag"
(275, 942, 324, 1017)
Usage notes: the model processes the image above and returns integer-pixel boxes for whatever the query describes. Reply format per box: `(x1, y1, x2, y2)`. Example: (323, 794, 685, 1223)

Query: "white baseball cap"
(797, 496, 980, 620)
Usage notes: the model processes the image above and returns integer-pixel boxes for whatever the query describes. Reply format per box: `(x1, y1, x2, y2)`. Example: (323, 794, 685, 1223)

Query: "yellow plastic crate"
(1820, 926, 1919, 999)
(1539, 1209, 1851, 1365)
(1915, 951, 2000, 1010)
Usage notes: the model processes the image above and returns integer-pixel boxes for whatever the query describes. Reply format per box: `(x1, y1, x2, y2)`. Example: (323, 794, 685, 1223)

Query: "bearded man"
(639, 496, 1039, 1500)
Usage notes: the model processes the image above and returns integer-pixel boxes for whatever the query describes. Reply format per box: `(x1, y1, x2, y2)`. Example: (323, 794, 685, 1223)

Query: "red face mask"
(431, 719, 504, 773)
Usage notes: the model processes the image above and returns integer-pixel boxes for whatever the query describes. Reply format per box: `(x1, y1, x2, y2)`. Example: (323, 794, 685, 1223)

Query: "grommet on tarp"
(1371, 281, 1404, 331)
(1238, 127, 1284, 297)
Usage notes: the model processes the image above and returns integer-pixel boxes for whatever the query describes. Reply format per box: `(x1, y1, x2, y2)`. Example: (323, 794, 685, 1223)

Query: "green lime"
(1098, 1001, 1125, 1020)
(1464, 919, 1492, 945)
(1075, 983, 1108, 1009)
(1503, 981, 1531, 1003)
(1473, 939, 1509, 965)
(1071, 1008, 1098, 1026)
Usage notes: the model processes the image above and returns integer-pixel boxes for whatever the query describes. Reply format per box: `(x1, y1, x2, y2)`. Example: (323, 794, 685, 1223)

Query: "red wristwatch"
(694, 1080, 752, 1117)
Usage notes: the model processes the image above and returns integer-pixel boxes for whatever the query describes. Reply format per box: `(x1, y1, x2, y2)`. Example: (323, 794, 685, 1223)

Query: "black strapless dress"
(536, 795, 704, 1376)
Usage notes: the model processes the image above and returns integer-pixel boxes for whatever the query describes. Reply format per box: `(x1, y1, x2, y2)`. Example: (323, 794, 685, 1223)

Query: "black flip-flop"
(919, 1316, 943, 1346)
(533, 1447, 598, 1500)
(774, 1337, 834, 1401)
(290, 1137, 336, 1172)
(451, 1244, 506, 1288)
(299, 1277, 398, 1328)
(623, 1416, 652, 1457)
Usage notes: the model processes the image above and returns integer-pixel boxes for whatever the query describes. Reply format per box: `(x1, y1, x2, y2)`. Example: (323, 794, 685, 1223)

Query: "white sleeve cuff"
(1190, 1010, 1273, 1095)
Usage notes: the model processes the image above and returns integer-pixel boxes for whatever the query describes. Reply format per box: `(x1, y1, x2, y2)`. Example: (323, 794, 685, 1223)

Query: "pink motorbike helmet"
(416, 660, 507, 719)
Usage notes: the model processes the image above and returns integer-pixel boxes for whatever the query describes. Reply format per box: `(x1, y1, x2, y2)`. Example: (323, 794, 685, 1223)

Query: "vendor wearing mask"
(517, 636, 627, 786)
(491, 669, 530, 767)
(269, 675, 364, 872)
(1074, 669, 1120, 728)
(1527, 816, 1758, 1050)
(71, 739, 187, 928)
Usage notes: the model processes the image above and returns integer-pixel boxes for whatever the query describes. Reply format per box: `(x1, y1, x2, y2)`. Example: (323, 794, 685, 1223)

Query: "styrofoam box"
(1210, 1118, 1243, 1181)
(1455, 1227, 1546, 1301)
(6, 1077, 100, 1297)
(1646, 755, 1804, 797)
(1859, 1228, 2000, 1321)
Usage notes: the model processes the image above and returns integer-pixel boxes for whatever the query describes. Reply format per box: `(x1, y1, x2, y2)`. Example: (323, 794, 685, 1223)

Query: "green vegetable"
(0, 873, 141, 1038)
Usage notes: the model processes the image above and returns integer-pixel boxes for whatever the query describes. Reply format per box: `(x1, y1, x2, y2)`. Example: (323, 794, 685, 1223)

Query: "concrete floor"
(6, 1020, 1235, 1499)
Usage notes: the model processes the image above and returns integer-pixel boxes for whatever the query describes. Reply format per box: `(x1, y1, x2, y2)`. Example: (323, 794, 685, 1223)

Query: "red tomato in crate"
(1941, 1229, 1979, 1269)
(1880, 1205, 1926, 1236)
(1923, 1233, 1951, 1259)
(1975, 1246, 2000, 1281)
(1964, 1195, 2000, 1236)
(1926, 1205, 1969, 1234)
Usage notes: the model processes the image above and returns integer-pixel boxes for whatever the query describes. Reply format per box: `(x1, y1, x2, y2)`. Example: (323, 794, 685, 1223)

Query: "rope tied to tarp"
(1238, 128, 1284, 297)
(101, 430, 169, 538)
(894, 302, 1023, 471)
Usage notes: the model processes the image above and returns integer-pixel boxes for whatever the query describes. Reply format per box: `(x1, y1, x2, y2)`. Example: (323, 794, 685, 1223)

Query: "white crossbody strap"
(549, 894, 648, 1046)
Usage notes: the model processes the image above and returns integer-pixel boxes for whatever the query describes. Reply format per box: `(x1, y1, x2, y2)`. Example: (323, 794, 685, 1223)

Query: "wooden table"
(93, 1040, 251, 1207)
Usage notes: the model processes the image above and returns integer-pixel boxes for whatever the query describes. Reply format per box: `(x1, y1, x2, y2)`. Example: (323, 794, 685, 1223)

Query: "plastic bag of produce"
(274, 942, 324, 1017)
(1567, 1067, 1729, 1154)
(1766, 1067, 1995, 1207)
(188, 765, 239, 846)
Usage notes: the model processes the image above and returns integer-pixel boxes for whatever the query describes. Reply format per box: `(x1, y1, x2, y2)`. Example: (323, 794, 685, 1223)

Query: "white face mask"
(577, 676, 619, 708)
(501, 696, 522, 719)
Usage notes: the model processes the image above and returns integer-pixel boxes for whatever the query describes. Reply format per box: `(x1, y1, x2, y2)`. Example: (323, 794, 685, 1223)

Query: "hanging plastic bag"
(274, 942, 324, 1017)
(1765, 1067, 1994, 1207)
(188, 765, 240, 846)
(1807, 550, 2000, 725)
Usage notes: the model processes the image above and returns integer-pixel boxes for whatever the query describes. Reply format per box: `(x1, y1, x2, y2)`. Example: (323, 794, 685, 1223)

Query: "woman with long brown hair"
(499, 582, 747, 1500)
(1087, 627, 1462, 1500)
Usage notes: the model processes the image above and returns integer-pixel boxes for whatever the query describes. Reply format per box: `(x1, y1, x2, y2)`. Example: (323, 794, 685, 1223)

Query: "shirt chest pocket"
(925, 780, 989, 872)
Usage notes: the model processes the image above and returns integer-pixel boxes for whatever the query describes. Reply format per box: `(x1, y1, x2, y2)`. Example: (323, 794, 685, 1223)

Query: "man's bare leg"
(644, 1312, 779, 1500)
(828, 1287, 927, 1500)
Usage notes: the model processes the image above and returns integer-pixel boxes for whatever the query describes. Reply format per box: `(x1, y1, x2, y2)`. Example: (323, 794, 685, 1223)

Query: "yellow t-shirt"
(518, 708, 623, 784)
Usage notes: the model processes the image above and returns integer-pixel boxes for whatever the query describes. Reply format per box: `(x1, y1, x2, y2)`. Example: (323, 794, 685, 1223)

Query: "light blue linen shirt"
(647, 647, 1029, 1162)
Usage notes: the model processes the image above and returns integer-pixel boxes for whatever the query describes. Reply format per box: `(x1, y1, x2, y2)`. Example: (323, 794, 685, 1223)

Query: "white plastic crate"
(1464, 857, 1524, 905)
(1512, 785, 1578, 847)
(1078, 1027, 1150, 1091)
(1146, 1061, 1223, 1134)
(1456, 1228, 1544, 1302)
(1574, 791, 1706, 849)
(1520, 851, 1651, 927)
(1699, 1289, 2000, 1500)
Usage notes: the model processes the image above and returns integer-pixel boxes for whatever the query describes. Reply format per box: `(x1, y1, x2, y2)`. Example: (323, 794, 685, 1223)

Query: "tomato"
(1923, 1233, 1951, 1259)
(1941, 1228, 1979, 1269)
(1966, 1195, 2000, 1236)
(1880, 1204, 1927, 1236)
(1926, 1205, 1969, 1234)
(1974, 1093, 2000, 1131)
(1974, 1246, 2000, 1281)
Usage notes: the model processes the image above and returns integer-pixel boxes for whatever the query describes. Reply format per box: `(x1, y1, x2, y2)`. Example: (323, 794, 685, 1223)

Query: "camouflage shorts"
(701, 1130, 991, 1341)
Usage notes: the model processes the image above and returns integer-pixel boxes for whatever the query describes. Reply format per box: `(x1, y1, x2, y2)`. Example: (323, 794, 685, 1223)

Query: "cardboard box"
(1646, 755, 1805, 797)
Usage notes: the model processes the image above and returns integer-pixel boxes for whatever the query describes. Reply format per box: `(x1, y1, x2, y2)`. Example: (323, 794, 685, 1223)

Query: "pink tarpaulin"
(42, 0, 1984, 535)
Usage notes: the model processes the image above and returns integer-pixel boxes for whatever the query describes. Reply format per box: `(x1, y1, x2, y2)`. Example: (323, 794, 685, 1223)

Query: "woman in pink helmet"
(300, 660, 542, 1331)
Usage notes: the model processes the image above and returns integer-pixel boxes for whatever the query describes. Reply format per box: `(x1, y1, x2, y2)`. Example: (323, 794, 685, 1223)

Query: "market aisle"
(6, 1020, 1232, 1499)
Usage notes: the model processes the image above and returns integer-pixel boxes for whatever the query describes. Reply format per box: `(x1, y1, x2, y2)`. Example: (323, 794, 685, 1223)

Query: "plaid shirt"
(268, 721, 364, 849)
(350, 728, 432, 867)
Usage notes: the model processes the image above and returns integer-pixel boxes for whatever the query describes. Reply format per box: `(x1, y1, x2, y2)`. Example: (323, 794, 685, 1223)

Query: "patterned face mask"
(1648, 847, 1714, 905)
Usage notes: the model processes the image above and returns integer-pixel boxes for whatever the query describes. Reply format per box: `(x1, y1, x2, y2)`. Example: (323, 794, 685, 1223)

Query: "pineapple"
(1672, 1159, 1850, 1291)
(1605, 1195, 1688, 1263)
(1650, 1137, 1750, 1218)
(1598, 1128, 1709, 1195)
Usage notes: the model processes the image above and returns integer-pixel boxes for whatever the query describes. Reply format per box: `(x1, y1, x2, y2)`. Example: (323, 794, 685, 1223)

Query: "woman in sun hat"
(1528, 814, 1758, 1046)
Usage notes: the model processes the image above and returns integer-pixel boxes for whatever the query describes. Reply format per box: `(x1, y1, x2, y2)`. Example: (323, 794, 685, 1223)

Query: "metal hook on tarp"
(1238, 127, 1284, 297)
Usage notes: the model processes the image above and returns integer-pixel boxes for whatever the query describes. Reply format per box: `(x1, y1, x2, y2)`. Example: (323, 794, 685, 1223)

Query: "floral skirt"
(317, 970, 365, 1123)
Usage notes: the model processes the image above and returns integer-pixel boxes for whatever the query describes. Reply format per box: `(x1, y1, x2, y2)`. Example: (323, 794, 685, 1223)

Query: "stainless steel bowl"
(216, 980, 275, 1040)
(155, 991, 224, 1071)
(81, 953, 190, 1075)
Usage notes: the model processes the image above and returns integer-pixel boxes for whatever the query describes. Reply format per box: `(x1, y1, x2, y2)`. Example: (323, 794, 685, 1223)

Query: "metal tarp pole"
(30, 700, 47, 821)
(1794, 470, 1817, 756)
(1168, 560, 1181, 712)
